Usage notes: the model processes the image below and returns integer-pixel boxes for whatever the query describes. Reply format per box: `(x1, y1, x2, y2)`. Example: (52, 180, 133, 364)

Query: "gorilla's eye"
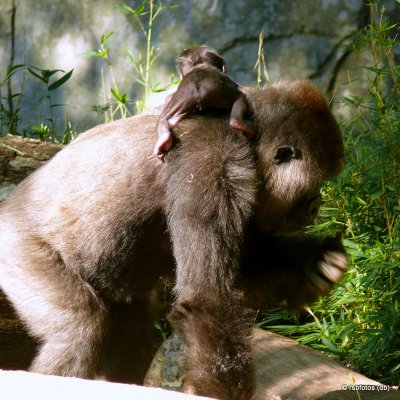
(274, 145, 297, 165)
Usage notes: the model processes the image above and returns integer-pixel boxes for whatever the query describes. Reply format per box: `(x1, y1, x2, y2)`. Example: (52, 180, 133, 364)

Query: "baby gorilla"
(154, 45, 256, 160)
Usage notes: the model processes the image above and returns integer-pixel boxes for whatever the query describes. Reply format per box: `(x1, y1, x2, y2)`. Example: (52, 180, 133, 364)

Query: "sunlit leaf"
(101, 31, 114, 44)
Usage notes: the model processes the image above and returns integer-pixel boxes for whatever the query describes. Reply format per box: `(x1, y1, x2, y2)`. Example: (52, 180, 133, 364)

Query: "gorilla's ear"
(274, 145, 297, 165)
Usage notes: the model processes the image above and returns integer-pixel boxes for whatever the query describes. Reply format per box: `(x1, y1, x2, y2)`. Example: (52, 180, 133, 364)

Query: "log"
(1, 314, 398, 399)
(251, 329, 398, 399)
(145, 329, 399, 399)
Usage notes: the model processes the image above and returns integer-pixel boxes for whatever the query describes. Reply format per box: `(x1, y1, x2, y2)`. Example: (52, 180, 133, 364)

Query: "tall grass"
(260, 2, 400, 385)
(88, 1, 178, 121)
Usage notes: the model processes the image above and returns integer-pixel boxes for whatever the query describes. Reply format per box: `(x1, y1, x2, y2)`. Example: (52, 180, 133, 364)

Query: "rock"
(1, 0, 398, 133)
(0, 184, 16, 202)
(145, 334, 185, 390)
(0, 135, 63, 190)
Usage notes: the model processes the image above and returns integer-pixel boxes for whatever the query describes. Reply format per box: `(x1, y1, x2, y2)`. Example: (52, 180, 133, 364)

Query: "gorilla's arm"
(163, 119, 259, 399)
(239, 230, 347, 310)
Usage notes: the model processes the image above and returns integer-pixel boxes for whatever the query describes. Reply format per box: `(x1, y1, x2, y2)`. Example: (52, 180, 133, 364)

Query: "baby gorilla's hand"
(307, 237, 347, 296)
(291, 233, 347, 308)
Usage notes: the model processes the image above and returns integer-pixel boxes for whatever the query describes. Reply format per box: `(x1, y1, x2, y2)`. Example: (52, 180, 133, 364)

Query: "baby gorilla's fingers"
(309, 250, 347, 296)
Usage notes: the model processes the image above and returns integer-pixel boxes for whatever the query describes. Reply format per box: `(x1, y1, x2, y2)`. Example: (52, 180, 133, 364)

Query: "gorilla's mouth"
(277, 192, 322, 233)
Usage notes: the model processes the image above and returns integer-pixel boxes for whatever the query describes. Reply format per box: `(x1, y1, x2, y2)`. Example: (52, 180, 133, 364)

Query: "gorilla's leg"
(101, 300, 163, 384)
(0, 222, 107, 378)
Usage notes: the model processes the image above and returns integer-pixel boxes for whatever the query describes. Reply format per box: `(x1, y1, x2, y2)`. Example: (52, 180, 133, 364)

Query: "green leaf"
(116, 2, 145, 15)
(101, 31, 114, 45)
(355, 196, 367, 206)
(135, 78, 147, 87)
(48, 69, 73, 91)
(110, 89, 128, 104)
(370, 191, 383, 201)
(5, 64, 27, 80)
(111, 88, 122, 102)
(27, 68, 47, 83)
(126, 47, 136, 63)
(321, 337, 340, 354)
(85, 50, 105, 58)
(42, 69, 64, 82)
(111, 88, 119, 101)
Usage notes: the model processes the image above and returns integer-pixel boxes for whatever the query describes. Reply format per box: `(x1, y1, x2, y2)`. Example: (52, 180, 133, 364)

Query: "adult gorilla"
(0, 80, 345, 400)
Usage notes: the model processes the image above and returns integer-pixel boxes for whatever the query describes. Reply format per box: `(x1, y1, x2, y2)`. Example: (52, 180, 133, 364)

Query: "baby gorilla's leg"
(154, 117, 174, 161)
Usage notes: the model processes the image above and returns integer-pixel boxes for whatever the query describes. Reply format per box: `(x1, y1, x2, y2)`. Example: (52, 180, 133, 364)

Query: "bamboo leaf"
(101, 31, 114, 44)
(48, 69, 73, 91)
(5, 64, 27, 80)
(27, 68, 47, 83)
(116, 2, 145, 15)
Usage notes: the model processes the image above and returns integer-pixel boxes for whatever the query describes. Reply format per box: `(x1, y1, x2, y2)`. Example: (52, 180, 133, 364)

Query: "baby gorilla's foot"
(153, 132, 174, 162)
(229, 117, 257, 138)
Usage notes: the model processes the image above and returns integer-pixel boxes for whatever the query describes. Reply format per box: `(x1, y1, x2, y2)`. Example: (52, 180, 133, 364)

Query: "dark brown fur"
(0, 81, 345, 399)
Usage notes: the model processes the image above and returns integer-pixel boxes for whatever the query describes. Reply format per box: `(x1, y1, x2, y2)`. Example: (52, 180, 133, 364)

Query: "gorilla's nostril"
(274, 145, 297, 165)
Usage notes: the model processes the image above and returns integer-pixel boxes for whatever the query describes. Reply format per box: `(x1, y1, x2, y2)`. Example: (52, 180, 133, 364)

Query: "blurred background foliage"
(3, 0, 397, 136)
(0, 0, 399, 387)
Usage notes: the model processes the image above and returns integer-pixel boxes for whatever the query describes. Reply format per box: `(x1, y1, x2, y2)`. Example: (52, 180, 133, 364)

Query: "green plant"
(254, 31, 270, 87)
(0, 1, 77, 142)
(87, 31, 132, 122)
(0, 93, 21, 136)
(2, 64, 75, 142)
(260, 1, 400, 386)
(1, 0, 20, 136)
(7, 65, 73, 136)
(2, 0, 176, 140)
(119, 1, 178, 107)
(88, 0, 178, 120)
